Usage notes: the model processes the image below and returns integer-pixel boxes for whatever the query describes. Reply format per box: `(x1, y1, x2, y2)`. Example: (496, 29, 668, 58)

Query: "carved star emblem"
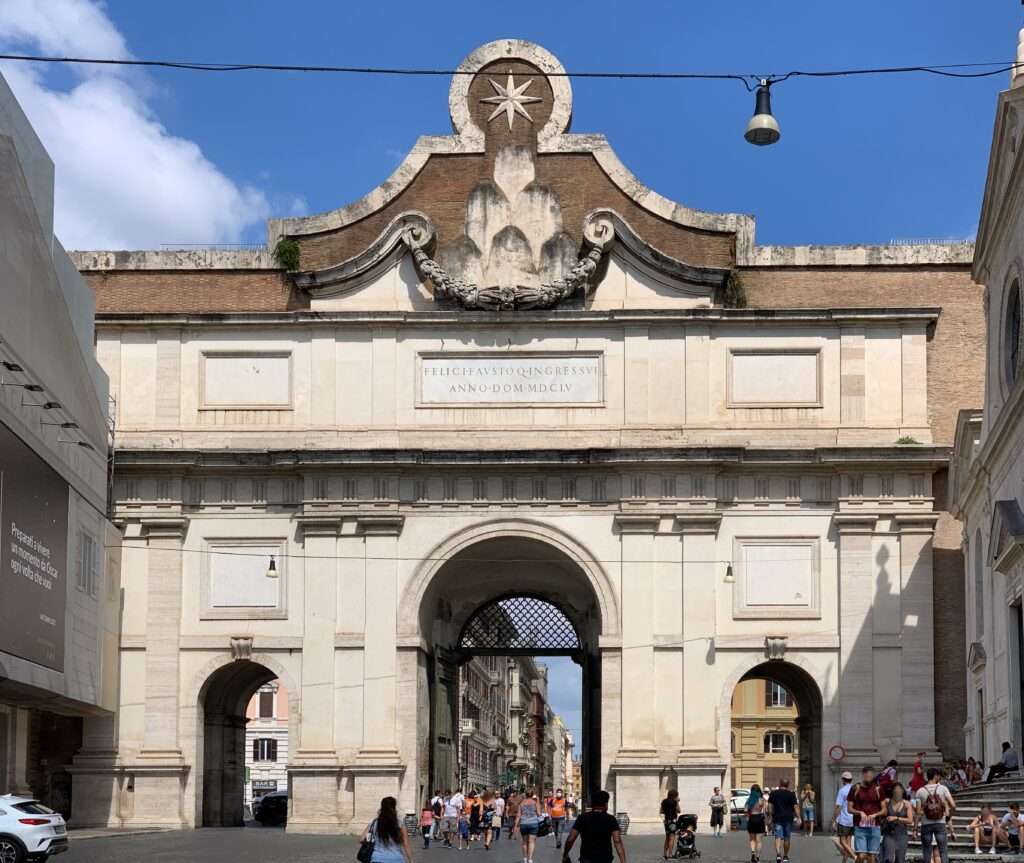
(480, 72, 542, 130)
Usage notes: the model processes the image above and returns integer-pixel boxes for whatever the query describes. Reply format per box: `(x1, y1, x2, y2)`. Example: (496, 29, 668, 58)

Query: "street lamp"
(744, 79, 781, 146)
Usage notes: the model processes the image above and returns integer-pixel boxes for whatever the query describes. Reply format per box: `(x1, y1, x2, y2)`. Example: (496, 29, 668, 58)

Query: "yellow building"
(730, 679, 799, 791)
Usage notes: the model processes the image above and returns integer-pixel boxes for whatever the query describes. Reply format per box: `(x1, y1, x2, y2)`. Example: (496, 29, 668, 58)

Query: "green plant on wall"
(895, 436, 920, 445)
(273, 238, 301, 271)
(723, 269, 747, 308)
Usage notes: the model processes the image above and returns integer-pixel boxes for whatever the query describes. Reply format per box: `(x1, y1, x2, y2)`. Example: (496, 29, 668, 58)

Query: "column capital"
(613, 513, 662, 534)
(833, 514, 877, 534)
(355, 514, 405, 536)
(893, 513, 941, 535)
(295, 513, 344, 537)
(674, 513, 722, 535)
(140, 516, 188, 540)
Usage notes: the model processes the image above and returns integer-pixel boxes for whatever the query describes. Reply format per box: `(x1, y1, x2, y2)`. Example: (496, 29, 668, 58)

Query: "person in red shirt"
(847, 767, 883, 863)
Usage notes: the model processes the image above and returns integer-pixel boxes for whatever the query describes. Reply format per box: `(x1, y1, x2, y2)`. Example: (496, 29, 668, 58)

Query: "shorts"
(442, 817, 458, 833)
(802, 807, 815, 822)
(854, 825, 881, 856)
(773, 820, 794, 840)
(710, 808, 724, 828)
(519, 820, 539, 836)
(747, 814, 766, 835)
(664, 819, 677, 835)
(837, 824, 855, 838)
(459, 821, 469, 839)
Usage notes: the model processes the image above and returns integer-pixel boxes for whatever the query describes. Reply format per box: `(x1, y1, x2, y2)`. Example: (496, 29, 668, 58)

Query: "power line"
(102, 542, 822, 567)
(0, 52, 1020, 91)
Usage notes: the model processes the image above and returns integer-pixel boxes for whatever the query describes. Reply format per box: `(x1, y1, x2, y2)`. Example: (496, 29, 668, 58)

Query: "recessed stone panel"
(728, 349, 821, 407)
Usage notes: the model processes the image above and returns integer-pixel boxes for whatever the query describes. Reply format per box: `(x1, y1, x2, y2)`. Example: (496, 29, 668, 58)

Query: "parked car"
(0, 795, 68, 861)
(729, 788, 750, 828)
(254, 791, 288, 826)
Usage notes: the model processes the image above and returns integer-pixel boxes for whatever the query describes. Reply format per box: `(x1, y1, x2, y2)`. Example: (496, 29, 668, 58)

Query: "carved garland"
(402, 213, 616, 311)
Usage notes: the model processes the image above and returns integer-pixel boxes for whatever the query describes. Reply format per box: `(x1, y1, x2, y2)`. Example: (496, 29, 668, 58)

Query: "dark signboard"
(0, 422, 68, 671)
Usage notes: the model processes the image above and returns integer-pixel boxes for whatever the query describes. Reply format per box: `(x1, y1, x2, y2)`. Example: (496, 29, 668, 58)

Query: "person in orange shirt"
(548, 788, 568, 849)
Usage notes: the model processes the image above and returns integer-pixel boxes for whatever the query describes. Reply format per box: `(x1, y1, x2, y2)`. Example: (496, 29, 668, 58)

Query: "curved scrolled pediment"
(292, 211, 435, 299)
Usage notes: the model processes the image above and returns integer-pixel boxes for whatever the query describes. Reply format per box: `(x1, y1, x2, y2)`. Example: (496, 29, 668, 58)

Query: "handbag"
(536, 815, 552, 838)
(357, 819, 377, 863)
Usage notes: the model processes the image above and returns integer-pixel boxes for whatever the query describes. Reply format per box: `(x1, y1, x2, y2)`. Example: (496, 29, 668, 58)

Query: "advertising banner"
(0, 422, 68, 671)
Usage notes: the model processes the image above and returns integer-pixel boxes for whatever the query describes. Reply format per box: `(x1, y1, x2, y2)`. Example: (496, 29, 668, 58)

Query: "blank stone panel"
(202, 353, 291, 409)
(729, 350, 820, 407)
(208, 544, 281, 607)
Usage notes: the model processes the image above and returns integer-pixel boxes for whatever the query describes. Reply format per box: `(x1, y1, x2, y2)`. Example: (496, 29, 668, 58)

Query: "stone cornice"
(749, 243, 973, 268)
(108, 445, 952, 470)
(833, 514, 878, 533)
(93, 307, 942, 328)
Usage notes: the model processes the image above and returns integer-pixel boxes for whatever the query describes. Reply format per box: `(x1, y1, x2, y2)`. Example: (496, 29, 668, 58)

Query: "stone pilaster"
(130, 516, 189, 828)
(290, 513, 343, 833)
(835, 515, 881, 764)
(895, 514, 941, 760)
(352, 515, 405, 824)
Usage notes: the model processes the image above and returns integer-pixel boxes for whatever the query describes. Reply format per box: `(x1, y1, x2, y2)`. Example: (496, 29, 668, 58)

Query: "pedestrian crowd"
(361, 788, 626, 863)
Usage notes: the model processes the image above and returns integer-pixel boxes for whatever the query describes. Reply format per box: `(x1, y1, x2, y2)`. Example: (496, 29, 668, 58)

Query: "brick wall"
(292, 151, 736, 274)
(741, 266, 985, 445)
(84, 269, 305, 313)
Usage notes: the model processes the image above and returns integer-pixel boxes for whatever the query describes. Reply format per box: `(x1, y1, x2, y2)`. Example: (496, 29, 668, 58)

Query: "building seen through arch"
(65, 38, 981, 833)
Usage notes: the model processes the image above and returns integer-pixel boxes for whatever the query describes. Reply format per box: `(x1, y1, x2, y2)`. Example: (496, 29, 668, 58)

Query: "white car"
(0, 795, 67, 862)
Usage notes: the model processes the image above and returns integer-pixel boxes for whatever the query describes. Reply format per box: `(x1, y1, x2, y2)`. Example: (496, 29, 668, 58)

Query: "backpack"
(433, 799, 443, 817)
(922, 788, 945, 821)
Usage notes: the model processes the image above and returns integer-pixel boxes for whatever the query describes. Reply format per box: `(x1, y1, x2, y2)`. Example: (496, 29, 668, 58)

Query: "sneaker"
(975, 849, 982, 855)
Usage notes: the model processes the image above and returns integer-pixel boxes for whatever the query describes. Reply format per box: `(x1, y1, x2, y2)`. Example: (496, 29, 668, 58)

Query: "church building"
(69, 40, 981, 832)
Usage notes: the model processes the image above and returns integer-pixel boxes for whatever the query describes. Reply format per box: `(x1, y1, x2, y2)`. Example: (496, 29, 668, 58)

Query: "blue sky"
(1, 0, 1021, 248)
(1, 0, 1018, 743)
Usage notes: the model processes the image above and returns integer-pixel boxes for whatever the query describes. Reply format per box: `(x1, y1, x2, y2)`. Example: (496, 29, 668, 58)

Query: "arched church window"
(1006, 278, 1022, 388)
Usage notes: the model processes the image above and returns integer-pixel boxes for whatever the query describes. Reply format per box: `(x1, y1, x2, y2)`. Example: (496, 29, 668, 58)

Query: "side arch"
(184, 652, 301, 828)
(397, 518, 621, 640)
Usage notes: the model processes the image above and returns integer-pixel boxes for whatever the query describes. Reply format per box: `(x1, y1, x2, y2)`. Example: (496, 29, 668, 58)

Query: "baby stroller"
(672, 814, 700, 859)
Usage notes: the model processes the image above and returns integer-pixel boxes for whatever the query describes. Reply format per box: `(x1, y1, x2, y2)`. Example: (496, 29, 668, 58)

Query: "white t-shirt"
(443, 797, 460, 818)
(835, 783, 854, 827)
(915, 783, 954, 825)
(1001, 811, 1023, 836)
(493, 797, 506, 818)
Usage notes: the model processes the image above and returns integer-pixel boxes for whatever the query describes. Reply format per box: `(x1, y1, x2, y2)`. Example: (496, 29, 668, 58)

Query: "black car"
(254, 791, 288, 826)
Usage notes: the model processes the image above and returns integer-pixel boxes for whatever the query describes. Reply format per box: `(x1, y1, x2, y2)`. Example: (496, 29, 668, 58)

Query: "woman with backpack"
(360, 796, 414, 863)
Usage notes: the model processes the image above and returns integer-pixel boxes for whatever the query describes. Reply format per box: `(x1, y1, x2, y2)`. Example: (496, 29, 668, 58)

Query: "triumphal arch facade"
(69, 40, 980, 832)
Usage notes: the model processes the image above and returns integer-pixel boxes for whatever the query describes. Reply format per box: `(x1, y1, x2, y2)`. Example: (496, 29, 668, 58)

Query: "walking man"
(767, 777, 800, 863)
(561, 790, 627, 863)
(549, 788, 568, 848)
(847, 767, 882, 863)
(915, 767, 954, 863)
(832, 771, 856, 863)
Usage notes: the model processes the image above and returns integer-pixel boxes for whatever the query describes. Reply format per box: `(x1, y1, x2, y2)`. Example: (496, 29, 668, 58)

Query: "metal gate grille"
(458, 595, 580, 652)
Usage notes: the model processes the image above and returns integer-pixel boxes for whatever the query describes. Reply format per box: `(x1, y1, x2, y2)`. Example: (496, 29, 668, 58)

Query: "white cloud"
(0, 0, 269, 249)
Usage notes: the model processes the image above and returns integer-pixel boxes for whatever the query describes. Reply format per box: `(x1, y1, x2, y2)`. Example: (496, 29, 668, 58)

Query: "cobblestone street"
(66, 827, 835, 863)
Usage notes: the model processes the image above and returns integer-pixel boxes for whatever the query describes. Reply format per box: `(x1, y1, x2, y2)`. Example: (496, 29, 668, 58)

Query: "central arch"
(405, 521, 616, 803)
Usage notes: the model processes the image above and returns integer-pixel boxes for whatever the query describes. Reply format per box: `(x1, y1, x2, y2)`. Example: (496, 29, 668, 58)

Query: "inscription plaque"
(419, 353, 603, 406)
